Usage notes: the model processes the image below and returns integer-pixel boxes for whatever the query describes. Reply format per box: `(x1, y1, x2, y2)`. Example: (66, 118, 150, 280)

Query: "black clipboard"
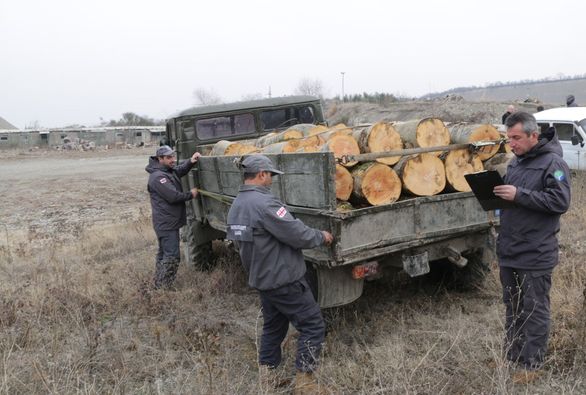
(464, 170, 516, 211)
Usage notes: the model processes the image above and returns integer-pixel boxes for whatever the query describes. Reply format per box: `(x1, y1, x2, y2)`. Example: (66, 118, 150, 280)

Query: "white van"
(534, 107, 586, 170)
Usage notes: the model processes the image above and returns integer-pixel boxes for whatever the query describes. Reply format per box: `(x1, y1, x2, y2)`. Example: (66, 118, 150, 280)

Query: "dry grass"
(1, 175, 586, 394)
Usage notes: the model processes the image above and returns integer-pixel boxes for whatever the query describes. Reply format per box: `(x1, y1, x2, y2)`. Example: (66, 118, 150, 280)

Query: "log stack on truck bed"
(205, 118, 506, 209)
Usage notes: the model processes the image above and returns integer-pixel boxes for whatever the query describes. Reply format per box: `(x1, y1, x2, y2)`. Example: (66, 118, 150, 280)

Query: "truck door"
(552, 122, 583, 170)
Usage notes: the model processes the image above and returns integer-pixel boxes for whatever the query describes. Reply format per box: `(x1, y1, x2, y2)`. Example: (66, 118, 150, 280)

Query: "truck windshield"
(260, 105, 315, 131)
(196, 113, 255, 140)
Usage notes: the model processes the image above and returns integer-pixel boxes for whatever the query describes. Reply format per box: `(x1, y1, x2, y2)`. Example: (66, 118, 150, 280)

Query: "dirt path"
(0, 150, 151, 246)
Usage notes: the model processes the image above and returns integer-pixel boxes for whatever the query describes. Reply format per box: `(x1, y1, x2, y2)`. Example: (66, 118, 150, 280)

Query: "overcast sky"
(1, 0, 584, 128)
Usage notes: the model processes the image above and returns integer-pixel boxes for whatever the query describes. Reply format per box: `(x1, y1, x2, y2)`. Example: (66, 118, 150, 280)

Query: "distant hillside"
(425, 77, 586, 106)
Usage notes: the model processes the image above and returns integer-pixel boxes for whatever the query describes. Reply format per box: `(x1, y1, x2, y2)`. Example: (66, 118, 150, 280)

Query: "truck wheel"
(182, 221, 216, 271)
(423, 250, 489, 293)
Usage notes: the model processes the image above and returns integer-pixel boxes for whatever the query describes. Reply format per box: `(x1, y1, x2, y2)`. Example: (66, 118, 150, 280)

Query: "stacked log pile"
(208, 119, 510, 210)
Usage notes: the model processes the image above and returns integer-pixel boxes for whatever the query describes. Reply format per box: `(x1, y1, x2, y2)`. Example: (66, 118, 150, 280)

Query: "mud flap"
(402, 251, 430, 277)
(308, 264, 363, 308)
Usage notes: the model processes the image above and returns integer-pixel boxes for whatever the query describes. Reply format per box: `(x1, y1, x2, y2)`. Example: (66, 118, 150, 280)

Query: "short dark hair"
(505, 111, 538, 136)
(243, 171, 259, 180)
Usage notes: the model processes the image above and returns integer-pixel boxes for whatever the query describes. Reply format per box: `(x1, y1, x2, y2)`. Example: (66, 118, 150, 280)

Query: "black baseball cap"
(156, 145, 175, 156)
(241, 155, 284, 175)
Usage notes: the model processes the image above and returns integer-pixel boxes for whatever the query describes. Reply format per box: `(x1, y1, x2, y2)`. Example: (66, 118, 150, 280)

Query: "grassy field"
(1, 152, 585, 394)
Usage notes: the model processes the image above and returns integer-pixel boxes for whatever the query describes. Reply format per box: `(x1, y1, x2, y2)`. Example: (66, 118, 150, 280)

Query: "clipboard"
(464, 170, 516, 211)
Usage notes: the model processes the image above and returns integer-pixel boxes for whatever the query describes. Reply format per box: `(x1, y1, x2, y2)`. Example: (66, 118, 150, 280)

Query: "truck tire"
(182, 220, 216, 271)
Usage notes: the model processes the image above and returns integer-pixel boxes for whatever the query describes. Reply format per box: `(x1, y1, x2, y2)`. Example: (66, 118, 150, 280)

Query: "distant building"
(0, 126, 166, 149)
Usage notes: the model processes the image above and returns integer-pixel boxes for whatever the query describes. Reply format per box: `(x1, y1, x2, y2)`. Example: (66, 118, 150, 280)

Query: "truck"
(534, 107, 586, 170)
(165, 96, 498, 308)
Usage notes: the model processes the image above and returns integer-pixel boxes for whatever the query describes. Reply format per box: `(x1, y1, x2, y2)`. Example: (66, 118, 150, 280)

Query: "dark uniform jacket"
(226, 185, 324, 291)
(145, 157, 194, 233)
(497, 131, 571, 270)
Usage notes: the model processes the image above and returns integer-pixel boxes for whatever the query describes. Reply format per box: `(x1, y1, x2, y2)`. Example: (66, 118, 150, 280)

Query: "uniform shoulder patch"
(554, 170, 565, 181)
(276, 207, 287, 218)
(159, 177, 167, 184)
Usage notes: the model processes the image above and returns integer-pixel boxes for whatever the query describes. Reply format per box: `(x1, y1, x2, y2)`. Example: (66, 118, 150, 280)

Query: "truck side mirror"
(571, 135, 580, 146)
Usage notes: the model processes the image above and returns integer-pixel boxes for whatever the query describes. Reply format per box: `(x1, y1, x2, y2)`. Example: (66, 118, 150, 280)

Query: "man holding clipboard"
(492, 112, 571, 383)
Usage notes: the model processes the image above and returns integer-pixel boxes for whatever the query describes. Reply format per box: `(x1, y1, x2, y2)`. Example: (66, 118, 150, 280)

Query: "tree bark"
(448, 123, 501, 161)
(335, 164, 353, 201)
(483, 153, 514, 177)
(261, 141, 301, 153)
(256, 129, 303, 147)
(394, 153, 446, 196)
(351, 162, 401, 206)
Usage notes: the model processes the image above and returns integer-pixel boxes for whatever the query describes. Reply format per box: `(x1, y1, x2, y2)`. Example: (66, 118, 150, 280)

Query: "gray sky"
(1, 0, 584, 128)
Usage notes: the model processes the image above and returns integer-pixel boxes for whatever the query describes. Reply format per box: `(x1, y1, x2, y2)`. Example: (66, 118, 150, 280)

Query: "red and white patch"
(159, 178, 167, 184)
(276, 207, 287, 218)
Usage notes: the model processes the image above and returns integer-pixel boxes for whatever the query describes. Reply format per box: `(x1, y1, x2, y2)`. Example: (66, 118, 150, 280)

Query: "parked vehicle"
(165, 96, 497, 308)
(534, 107, 586, 170)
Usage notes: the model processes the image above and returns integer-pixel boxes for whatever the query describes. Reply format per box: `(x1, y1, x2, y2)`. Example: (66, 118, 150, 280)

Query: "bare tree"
(295, 78, 324, 98)
(193, 88, 223, 106)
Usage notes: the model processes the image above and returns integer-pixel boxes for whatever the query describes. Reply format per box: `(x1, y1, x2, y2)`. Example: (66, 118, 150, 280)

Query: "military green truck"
(165, 96, 498, 308)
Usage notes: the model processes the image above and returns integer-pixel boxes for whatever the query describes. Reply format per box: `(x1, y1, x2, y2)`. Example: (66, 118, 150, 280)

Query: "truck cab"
(165, 95, 325, 155)
(534, 107, 586, 170)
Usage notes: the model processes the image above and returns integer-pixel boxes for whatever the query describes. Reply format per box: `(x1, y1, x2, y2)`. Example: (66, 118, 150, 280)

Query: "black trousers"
(155, 229, 181, 262)
(499, 266, 552, 369)
(258, 277, 325, 372)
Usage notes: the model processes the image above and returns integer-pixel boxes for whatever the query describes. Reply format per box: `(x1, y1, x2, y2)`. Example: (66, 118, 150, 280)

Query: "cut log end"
(444, 149, 484, 192)
(321, 134, 360, 167)
(399, 153, 446, 196)
(417, 118, 451, 151)
(352, 162, 402, 206)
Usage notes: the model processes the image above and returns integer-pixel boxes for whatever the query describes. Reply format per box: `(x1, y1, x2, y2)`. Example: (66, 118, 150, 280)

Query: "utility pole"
(340, 72, 345, 100)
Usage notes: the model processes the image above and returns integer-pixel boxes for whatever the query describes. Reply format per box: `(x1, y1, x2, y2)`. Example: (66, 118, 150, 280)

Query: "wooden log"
(393, 118, 450, 155)
(335, 164, 353, 201)
(442, 149, 484, 192)
(483, 153, 514, 178)
(320, 134, 361, 167)
(320, 127, 353, 141)
(261, 140, 301, 154)
(352, 122, 403, 166)
(284, 123, 329, 137)
(256, 129, 303, 147)
(448, 123, 501, 161)
(211, 140, 243, 156)
(394, 153, 446, 196)
(351, 162, 402, 206)
(237, 145, 260, 155)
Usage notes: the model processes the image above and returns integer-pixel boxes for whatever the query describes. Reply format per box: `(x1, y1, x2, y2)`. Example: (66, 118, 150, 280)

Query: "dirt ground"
(0, 148, 151, 247)
(1, 139, 586, 393)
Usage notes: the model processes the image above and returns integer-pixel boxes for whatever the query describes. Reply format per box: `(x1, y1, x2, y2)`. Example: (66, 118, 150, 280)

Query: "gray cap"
(156, 145, 175, 156)
(241, 155, 284, 175)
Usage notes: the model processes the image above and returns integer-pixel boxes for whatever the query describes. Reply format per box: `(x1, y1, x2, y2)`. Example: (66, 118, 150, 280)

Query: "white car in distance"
(534, 107, 586, 170)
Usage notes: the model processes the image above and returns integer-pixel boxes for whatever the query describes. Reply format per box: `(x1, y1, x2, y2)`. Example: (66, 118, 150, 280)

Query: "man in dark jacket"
(226, 155, 333, 393)
(502, 104, 516, 124)
(146, 145, 201, 289)
(493, 112, 571, 381)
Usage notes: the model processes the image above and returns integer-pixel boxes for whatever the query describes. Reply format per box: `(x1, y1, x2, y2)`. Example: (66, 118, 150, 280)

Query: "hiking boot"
(293, 371, 329, 395)
(258, 365, 292, 392)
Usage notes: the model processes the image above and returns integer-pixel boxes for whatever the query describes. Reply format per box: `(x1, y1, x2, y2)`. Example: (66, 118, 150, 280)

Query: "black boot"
(154, 258, 179, 289)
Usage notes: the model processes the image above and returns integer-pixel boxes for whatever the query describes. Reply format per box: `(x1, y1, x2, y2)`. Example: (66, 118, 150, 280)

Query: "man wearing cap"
(226, 155, 334, 393)
(146, 145, 201, 289)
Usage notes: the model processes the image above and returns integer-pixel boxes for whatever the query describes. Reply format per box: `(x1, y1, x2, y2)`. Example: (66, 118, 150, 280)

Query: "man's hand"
(321, 231, 334, 245)
(493, 185, 517, 201)
(190, 152, 202, 164)
(190, 188, 198, 198)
